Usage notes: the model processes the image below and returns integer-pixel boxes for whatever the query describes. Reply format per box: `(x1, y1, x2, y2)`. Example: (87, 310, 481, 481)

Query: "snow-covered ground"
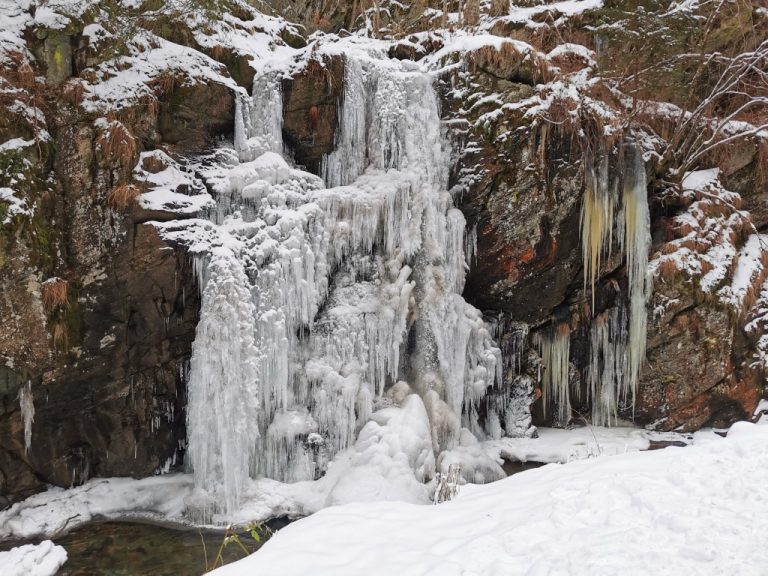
(210, 421, 768, 576)
(0, 424, 698, 542)
(0, 541, 67, 576)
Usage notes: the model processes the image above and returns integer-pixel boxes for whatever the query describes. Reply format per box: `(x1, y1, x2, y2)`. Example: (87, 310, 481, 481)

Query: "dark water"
(57, 521, 254, 576)
(0, 519, 288, 576)
(502, 459, 546, 476)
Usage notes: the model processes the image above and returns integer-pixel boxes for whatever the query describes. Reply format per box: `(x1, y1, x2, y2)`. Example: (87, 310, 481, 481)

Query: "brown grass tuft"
(62, 79, 85, 106)
(97, 121, 137, 170)
(107, 184, 141, 210)
(42, 278, 69, 313)
(657, 258, 681, 282)
(150, 72, 178, 96)
(51, 320, 69, 352)
(139, 92, 159, 116)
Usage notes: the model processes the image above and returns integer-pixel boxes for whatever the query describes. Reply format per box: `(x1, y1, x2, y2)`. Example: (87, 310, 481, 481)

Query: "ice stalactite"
(186, 249, 261, 517)
(576, 140, 651, 426)
(580, 155, 617, 307)
(183, 55, 505, 517)
(18, 380, 33, 453)
(235, 72, 284, 162)
(587, 307, 627, 426)
(621, 144, 651, 409)
(534, 324, 571, 425)
(484, 317, 534, 438)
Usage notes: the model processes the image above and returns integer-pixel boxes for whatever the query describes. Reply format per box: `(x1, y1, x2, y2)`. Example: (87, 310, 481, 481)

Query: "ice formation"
(580, 153, 616, 307)
(534, 324, 571, 425)
(180, 52, 505, 517)
(621, 144, 651, 408)
(19, 380, 34, 454)
(575, 141, 651, 425)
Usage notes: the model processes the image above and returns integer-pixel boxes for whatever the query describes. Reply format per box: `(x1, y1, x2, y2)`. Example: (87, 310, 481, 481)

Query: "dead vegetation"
(97, 119, 138, 171)
(42, 278, 69, 313)
(107, 183, 141, 210)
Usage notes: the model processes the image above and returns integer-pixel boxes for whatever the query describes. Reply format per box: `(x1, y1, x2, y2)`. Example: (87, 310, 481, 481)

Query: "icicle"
(19, 380, 34, 453)
(534, 324, 571, 425)
(579, 140, 651, 425)
(236, 72, 284, 163)
(587, 307, 627, 426)
(621, 142, 651, 408)
(465, 223, 478, 267)
(580, 156, 616, 307)
(186, 249, 261, 517)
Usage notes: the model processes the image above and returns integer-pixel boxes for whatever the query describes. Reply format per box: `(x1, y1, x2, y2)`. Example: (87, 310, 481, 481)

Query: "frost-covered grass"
(211, 421, 768, 576)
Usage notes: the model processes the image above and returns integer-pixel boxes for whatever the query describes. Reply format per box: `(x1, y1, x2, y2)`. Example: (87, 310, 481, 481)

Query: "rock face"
(0, 6, 237, 502)
(0, 225, 199, 500)
(429, 31, 765, 430)
(281, 56, 345, 174)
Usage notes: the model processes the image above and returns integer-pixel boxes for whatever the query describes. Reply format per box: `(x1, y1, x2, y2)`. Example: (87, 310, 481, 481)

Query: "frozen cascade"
(580, 154, 616, 307)
(186, 250, 261, 516)
(183, 55, 505, 517)
(621, 144, 651, 408)
(534, 324, 571, 425)
(575, 141, 651, 426)
(18, 380, 33, 454)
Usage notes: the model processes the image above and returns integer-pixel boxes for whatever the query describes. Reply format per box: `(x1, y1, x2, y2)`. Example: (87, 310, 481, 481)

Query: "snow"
(0, 187, 31, 224)
(484, 425, 659, 464)
(0, 424, 693, 541)
(0, 541, 67, 576)
(650, 168, 751, 297)
(81, 32, 241, 113)
(0, 0, 33, 64)
(719, 233, 768, 313)
(492, 0, 604, 30)
(212, 422, 768, 576)
(135, 151, 215, 215)
(755, 399, 768, 424)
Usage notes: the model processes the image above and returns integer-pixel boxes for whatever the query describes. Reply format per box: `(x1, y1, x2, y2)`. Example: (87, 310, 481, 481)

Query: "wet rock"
(0, 224, 198, 500)
(157, 80, 235, 152)
(42, 32, 73, 86)
(282, 56, 345, 175)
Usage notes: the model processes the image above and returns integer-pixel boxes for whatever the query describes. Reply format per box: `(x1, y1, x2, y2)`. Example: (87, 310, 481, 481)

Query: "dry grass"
(208, 44, 230, 61)
(97, 120, 137, 170)
(488, 0, 508, 18)
(140, 92, 159, 116)
(62, 79, 85, 106)
(150, 72, 179, 96)
(107, 183, 141, 210)
(51, 320, 69, 352)
(42, 278, 69, 313)
(656, 258, 681, 282)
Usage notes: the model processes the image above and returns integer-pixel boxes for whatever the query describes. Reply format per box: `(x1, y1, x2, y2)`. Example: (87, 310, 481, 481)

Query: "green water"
(46, 520, 281, 576)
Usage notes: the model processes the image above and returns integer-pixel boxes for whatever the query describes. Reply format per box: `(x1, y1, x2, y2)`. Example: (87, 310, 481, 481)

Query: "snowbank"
(212, 422, 768, 576)
(0, 541, 67, 576)
(0, 424, 695, 540)
(484, 425, 658, 463)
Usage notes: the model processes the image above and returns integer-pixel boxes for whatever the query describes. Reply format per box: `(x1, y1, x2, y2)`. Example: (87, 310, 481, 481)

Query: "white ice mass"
(175, 45, 507, 517)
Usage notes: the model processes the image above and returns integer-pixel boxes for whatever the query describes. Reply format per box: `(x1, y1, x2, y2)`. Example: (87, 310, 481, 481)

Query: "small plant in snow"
(201, 522, 273, 573)
(433, 463, 461, 504)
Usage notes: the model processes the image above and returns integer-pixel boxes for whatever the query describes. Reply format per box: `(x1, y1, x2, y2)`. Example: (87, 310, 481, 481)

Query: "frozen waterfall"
(182, 55, 506, 517)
